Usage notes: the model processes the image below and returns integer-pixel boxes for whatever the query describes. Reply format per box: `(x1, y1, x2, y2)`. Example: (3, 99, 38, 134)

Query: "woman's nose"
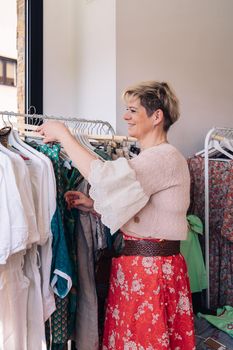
(123, 112, 131, 120)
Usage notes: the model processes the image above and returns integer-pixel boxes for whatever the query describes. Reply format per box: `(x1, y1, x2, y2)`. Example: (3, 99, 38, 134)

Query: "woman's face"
(123, 96, 154, 140)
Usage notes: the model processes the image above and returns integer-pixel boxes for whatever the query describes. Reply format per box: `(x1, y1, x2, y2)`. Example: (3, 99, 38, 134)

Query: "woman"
(38, 81, 196, 350)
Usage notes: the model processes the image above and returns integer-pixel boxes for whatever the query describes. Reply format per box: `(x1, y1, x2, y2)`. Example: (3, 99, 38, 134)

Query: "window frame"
(25, 0, 43, 115)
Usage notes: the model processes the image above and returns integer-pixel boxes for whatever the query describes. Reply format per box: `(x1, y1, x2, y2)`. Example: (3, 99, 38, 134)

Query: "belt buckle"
(158, 239, 166, 247)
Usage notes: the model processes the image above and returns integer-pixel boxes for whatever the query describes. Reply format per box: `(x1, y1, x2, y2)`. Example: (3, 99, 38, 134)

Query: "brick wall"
(17, 0, 25, 114)
(17, 0, 25, 133)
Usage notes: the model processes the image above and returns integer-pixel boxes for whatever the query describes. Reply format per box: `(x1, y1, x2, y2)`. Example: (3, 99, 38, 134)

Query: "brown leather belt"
(118, 239, 180, 257)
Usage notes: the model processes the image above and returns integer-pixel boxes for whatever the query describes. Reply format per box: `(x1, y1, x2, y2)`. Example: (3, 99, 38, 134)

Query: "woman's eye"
(127, 108, 136, 113)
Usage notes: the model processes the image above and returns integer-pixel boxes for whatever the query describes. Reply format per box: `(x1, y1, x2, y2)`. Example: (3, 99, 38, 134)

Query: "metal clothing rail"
(0, 110, 116, 136)
(0, 110, 138, 143)
(204, 126, 233, 308)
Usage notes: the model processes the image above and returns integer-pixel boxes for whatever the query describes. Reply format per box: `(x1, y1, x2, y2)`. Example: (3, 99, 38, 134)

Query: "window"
(0, 60, 3, 84)
(25, 0, 43, 114)
(0, 56, 17, 87)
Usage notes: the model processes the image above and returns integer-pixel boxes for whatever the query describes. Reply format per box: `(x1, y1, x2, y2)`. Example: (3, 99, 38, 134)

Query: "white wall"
(0, 0, 17, 58)
(44, 0, 116, 129)
(43, 0, 233, 156)
(116, 0, 233, 156)
(43, 0, 77, 117)
(75, 0, 116, 128)
(0, 86, 17, 112)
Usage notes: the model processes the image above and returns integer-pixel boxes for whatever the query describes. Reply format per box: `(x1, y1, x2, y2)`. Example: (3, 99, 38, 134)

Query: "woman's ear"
(152, 109, 163, 126)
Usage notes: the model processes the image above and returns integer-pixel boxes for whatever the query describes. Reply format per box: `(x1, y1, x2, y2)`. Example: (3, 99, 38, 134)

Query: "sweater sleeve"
(88, 157, 150, 234)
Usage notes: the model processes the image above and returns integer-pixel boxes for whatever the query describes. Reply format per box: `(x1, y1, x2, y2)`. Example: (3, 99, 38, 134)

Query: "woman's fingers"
(65, 190, 79, 196)
(36, 124, 43, 132)
(36, 121, 67, 143)
(65, 195, 85, 208)
(70, 199, 82, 206)
(64, 191, 82, 199)
(64, 191, 76, 201)
(64, 191, 94, 211)
(64, 192, 84, 207)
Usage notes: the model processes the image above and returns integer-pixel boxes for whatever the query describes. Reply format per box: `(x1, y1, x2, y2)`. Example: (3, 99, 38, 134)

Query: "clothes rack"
(0, 110, 140, 349)
(0, 110, 137, 142)
(0, 110, 115, 135)
(204, 126, 233, 308)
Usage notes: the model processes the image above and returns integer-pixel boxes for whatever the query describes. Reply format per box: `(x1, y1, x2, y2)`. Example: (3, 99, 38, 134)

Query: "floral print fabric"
(102, 236, 195, 350)
(188, 156, 233, 308)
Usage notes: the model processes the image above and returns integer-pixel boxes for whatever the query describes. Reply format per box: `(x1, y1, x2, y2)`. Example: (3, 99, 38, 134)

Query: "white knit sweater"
(88, 143, 190, 240)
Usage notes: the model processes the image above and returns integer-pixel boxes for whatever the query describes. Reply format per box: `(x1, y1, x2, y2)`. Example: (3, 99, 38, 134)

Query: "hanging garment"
(188, 155, 233, 308)
(0, 153, 28, 262)
(30, 142, 81, 348)
(198, 306, 233, 338)
(9, 130, 55, 245)
(17, 139, 57, 321)
(32, 143, 71, 348)
(0, 146, 39, 246)
(0, 252, 29, 350)
(181, 214, 207, 293)
(7, 134, 57, 321)
(25, 146, 57, 321)
(73, 179, 99, 350)
(0, 164, 14, 263)
(102, 234, 196, 350)
(23, 245, 46, 350)
(0, 135, 57, 347)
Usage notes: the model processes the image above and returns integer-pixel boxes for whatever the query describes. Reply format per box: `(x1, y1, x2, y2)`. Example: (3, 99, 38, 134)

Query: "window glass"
(0, 60, 3, 83)
(6, 61, 16, 86)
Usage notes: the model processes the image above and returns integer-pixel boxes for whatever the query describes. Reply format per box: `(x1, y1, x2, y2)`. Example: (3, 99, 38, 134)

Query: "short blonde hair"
(123, 81, 180, 131)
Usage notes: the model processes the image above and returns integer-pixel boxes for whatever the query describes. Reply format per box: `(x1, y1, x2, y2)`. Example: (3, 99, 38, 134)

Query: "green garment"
(30, 142, 79, 348)
(198, 305, 233, 338)
(181, 214, 207, 293)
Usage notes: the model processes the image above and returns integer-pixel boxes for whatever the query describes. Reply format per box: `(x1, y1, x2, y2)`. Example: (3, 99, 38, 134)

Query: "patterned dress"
(30, 142, 80, 349)
(188, 155, 233, 308)
(102, 235, 196, 350)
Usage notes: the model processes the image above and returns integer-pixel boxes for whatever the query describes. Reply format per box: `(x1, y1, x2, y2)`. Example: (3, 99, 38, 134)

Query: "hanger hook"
(90, 121, 96, 135)
(100, 122, 104, 134)
(7, 112, 13, 128)
(2, 112, 7, 127)
(27, 105, 37, 115)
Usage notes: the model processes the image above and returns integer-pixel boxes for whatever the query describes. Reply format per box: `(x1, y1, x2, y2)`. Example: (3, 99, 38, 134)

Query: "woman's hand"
(37, 120, 97, 180)
(37, 121, 70, 143)
(64, 190, 94, 212)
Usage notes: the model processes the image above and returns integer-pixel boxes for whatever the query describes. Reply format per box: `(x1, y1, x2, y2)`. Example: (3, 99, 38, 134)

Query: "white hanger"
(196, 136, 233, 159)
(209, 139, 233, 160)
(73, 120, 100, 158)
(221, 137, 233, 153)
(195, 144, 220, 158)
(8, 113, 46, 160)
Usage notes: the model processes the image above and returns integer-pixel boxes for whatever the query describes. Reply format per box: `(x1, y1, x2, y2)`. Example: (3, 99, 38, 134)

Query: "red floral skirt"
(102, 236, 196, 350)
